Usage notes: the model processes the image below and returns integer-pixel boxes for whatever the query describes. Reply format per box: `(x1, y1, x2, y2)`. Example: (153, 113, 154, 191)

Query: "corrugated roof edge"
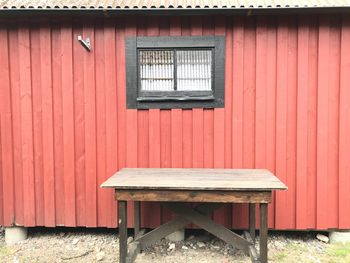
(1, 7, 350, 16)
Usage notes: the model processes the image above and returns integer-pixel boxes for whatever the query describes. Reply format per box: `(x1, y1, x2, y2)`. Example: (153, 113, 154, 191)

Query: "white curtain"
(139, 49, 212, 92)
(177, 50, 212, 91)
(139, 50, 174, 91)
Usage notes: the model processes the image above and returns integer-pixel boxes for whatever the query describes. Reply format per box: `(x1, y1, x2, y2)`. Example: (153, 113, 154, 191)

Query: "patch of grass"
(272, 251, 288, 262)
(325, 243, 350, 263)
(270, 242, 322, 263)
(0, 245, 11, 257)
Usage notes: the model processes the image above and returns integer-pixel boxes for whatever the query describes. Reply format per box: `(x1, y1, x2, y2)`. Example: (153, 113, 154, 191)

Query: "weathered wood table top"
(101, 168, 287, 191)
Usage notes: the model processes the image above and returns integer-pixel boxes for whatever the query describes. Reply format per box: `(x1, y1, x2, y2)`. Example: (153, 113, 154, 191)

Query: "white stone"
(96, 251, 105, 261)
(166, 229, 185, 242)
(181, 245, 188, 250)
(5, 227, 28, 246)
(72, 238, 80, 245)
(167, 243, 176, 251)
(329, 231, 350, 244)
(197, 242, 206, 248)
(316, 234, 329, 243)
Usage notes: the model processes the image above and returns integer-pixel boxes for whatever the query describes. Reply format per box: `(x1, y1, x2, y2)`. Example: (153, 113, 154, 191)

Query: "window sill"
(137, 95, 215, 102)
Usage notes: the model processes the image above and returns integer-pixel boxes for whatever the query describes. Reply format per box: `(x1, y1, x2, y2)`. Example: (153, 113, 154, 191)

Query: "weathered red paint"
(0, 15, 350, 230)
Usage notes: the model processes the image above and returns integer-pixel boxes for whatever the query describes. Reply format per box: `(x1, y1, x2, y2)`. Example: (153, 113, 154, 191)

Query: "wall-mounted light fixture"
(77, 35, 91, 52)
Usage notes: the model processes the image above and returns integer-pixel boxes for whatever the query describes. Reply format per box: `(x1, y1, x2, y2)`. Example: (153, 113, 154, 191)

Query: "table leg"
(249, 203, 256, 243)
(134, 201, 140, 238)
(259, 203, 268, 263)
(118, 200, 127, 263)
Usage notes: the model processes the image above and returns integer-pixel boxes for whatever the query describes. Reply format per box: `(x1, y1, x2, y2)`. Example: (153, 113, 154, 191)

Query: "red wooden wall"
(0, 15, 350, 230)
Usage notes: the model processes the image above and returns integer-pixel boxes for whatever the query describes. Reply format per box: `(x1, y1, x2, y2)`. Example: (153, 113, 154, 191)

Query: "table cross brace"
(162, 202, 252, 253)
(135, 202, 224, 250)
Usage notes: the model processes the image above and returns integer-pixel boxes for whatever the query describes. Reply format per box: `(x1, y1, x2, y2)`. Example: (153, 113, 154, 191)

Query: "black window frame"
(126, 36, 225, 109)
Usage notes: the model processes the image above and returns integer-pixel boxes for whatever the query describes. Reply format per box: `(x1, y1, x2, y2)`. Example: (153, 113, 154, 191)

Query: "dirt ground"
(0, 227, 349, 263)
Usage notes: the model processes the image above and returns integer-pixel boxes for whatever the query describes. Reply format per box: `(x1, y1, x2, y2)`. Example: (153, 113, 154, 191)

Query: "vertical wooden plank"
(338, 16, 350, 229)
(265, 17, 277, 228)
(84, 23, 97, 227)
(40, 24, 56, 227)
(73, 23, 86, 227)
(327, 18, 341, 228)
(243, 18, 256, 170)
(316, 17, 330, 229)
(30, 25, 44, 226)
(9, 27, 24, 226)
(104, 22, 118, 227)
(232, 17, 244, 169)
(286, 18, 297, 229)
(296, 17, 309, 230)
(95, 25, 108, 227)
(18, 24, 36, 226)
(213, 17, 229, 227)
(255, 17, 267, 169)
(116, 19, 127, 170)
(306, 19, 318, 229)
(275, 18, 288, 229)
(0, 26, 15, 226)
(52, 24, 64, 225)
(224, 18, 233, 170)
(61, 23, 76, 226)
(231, 17, 245, 229)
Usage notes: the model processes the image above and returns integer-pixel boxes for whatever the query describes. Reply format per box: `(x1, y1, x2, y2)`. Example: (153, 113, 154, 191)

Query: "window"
(126, 36, 225, 109)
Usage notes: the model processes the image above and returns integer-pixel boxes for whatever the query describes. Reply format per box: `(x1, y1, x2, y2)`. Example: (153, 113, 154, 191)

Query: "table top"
(101, 168, 287, 191)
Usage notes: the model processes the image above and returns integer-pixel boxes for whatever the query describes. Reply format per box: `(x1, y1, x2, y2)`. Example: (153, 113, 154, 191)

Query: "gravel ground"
(0, 227, 345, 263)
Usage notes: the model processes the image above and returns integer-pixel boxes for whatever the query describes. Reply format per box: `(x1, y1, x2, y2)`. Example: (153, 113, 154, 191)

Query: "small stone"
(187, 235, 195, 241)
(127, 237, 133, 244)
(167, 243, 176, 251)
(59, 232, 65, 237)
(96, 251, 105, 261)
(197, 241, 206, 248)
(72, 238, 80, 245)
(182, 245, 188, 250)
(211, 245, 220, 250)
(316, 234, 329, 243)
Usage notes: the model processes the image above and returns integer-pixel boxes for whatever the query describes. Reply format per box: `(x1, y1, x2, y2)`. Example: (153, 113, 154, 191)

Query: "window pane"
(176, 50, 212, 91)
(139, 50, 174, 91)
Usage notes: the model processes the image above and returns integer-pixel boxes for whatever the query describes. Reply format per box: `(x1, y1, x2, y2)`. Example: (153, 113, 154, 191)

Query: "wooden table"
(101, 168, 287, 263)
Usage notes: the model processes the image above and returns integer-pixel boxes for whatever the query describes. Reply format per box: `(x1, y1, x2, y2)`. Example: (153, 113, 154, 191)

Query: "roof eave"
(0, 7, 350, 17)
